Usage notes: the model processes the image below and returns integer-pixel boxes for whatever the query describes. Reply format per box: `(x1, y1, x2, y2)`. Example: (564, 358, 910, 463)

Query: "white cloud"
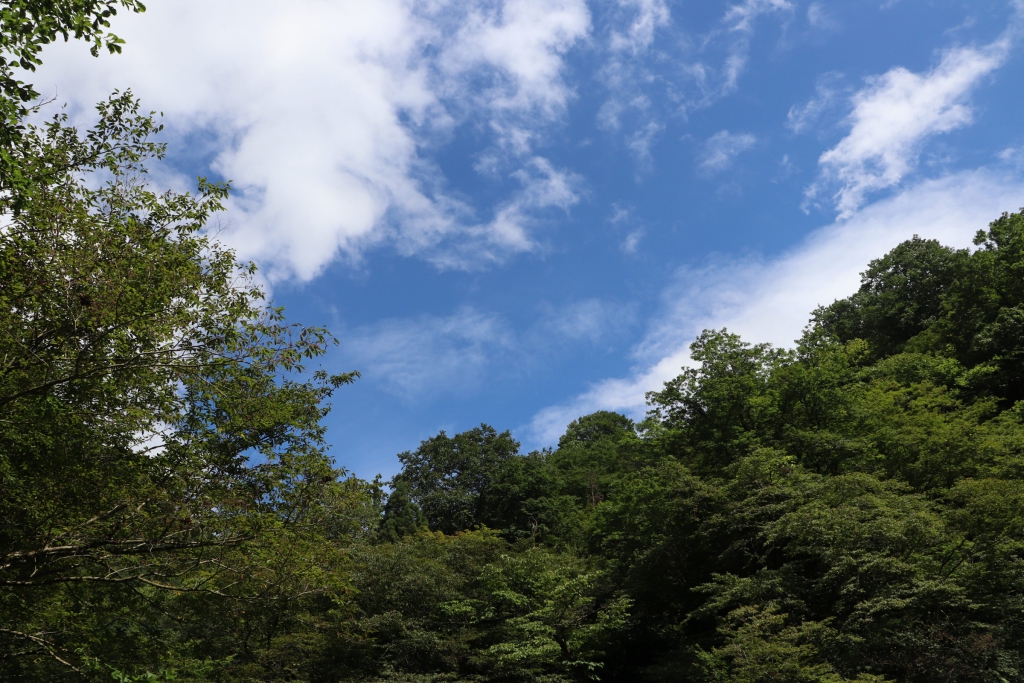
(436, 0, 591, 119)
(699, 130, 757, 172)
(807, 37, 1011, 218)
(786, 73, 844, 133)
(595, 0, 670, 170)
(627, 120, 664, 171)
(33, 0, 590, 281)
(343, 297, 632, 399)
(806, 2, 837, 31)
(724, 0, 793, 34)
(610, 0, 671, 54)
(596, 0, 787, 168)
(607, 204, 643, 253)
(775, 153, 797, 181)
(609, 204, 631, 224)
(537, 298, 636, 343)
(663, 0, 793, 117)
(717, 0, 794, 94)
(998, 146, 1024, 168)
(431, 156, 580, 268)
(621, 229, 644, 254)
(342, 308, 511, 398)
(527, 168, 1024, 445)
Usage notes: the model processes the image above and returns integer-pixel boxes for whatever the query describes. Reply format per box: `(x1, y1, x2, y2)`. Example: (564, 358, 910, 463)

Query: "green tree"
(380, 479, 429, 542)
(328, 529, 627, 683)
(810, 236, 967, 360)
(0, 92, 361, 680)
(394, 425, 550, 537)
(0, 0, 145, 199)
(550, 412, 640, 509)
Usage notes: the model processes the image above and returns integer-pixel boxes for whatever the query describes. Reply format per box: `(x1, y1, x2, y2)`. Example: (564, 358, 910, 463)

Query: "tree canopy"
(5, 3, 1024, 681)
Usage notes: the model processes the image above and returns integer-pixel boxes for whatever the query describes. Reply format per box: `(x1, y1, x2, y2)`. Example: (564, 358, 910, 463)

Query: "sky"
(32, 0, 1024, 478)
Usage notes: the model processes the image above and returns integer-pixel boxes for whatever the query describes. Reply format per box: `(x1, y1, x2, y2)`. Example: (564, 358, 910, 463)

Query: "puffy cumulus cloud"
(807, 37, 1011, 218)
(699, 130, 757, 172)
(526, 168, 1024, 445)
(33, 0, 590, 281)
(436, 0, 591, 118)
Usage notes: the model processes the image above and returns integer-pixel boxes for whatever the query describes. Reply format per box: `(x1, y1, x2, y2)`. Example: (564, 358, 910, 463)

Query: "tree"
(393, 424, 549, 536)
(0, 0, 145, 199)
(810, 236, 967, 359)
(380, 479, 428, 542)
(558, 412, 635, 450)
(8, 4, 1024, 679)
(0, 92, 361, 680)
(330, 529, 628, 683)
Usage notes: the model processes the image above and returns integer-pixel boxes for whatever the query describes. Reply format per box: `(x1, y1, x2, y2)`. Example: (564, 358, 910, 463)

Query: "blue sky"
(34, 0, 1024, 478)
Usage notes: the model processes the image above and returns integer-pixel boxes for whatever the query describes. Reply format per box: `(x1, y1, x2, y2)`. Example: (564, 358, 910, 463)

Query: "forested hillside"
(4, 3, 1024, 682)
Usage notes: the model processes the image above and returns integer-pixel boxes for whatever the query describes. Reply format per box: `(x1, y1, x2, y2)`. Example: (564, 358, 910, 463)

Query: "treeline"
(5, 3, 1024, 682)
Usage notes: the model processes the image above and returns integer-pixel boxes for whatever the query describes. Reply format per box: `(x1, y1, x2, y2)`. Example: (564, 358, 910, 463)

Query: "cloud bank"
(528, 168, 1024, 445)
(32, 0, 800, 275)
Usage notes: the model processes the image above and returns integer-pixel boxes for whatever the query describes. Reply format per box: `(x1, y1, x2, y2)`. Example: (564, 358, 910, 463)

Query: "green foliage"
(8, 5, 1024, 680)
(393, 425, 552, 539)
(813, 212, 1024, 406)
(447, 207, 1024, 682)
(810, 236, 967, 359)
(693, 605, 887, 683)
(380, 479, 429, 542)
(0, 0, 146, 203)
(332, 530, 628, 683)
(0, 62, 363, 683)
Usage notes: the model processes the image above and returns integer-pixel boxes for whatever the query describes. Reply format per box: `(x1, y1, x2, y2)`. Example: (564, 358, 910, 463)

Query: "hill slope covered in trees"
(4, 3, 1024, 681)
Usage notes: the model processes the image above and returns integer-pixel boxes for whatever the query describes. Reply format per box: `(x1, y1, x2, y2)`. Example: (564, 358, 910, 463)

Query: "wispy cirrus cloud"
(805, 35, 1012, 217)
(609, 0, 672, 54)
(341, 308, 512, 398)
(597, 0, 789, 171)
(786, 72, 845, 134)
(700, 0, 795, 104)
(429, 157, 582, 268)
(595, 0, 671, 171)
(805, 2, 838, 31)
(343, 298, 635, 399)
(699, 130, 757, 172)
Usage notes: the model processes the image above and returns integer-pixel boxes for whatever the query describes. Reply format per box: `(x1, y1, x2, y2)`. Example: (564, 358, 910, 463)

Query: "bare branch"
(0, 628, 81, 675)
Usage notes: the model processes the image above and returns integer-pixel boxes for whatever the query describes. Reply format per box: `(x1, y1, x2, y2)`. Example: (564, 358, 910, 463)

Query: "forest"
(5, 2, 1024, 681)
